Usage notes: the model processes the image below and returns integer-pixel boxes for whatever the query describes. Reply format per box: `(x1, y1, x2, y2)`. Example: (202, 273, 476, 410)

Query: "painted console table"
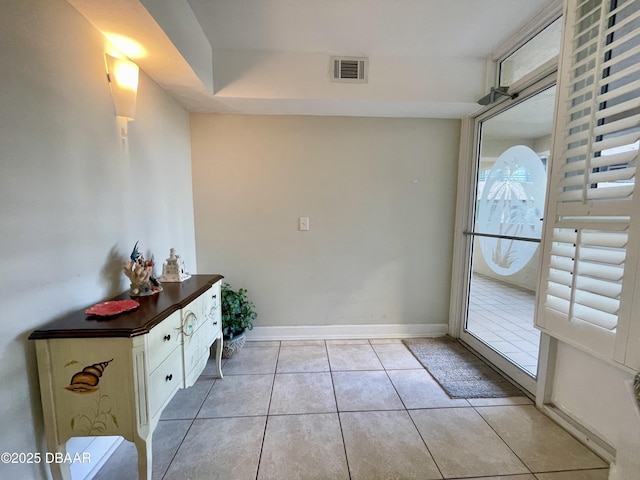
(29, 274, 224, 480)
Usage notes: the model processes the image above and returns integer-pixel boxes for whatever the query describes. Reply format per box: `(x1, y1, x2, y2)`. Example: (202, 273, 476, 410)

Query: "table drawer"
(147, 310, 181, 372)
(201, 283, 221, 344)
(181, 307, 204, 339)
(184, 346, 209, 388)
(200, 313, 221, 347)
(183, 319, 207, 374)
(202, 283, 221, 323)
(148, 346, 182, 418)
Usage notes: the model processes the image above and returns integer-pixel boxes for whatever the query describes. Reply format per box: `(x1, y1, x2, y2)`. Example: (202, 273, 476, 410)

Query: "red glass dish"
(85, 299, 140, 317)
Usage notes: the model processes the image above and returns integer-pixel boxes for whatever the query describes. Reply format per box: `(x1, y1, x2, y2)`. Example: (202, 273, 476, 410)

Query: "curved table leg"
(214, 333, 224, 379)
(48, 443, 72, 480)
(134, 435, 152, 480)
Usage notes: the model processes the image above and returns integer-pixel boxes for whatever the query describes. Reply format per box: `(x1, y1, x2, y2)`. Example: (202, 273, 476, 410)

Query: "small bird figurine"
(130, 241, 140, 262)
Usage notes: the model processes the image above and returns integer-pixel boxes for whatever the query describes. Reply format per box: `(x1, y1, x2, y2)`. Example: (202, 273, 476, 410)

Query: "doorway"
(459, 82, 557, 394)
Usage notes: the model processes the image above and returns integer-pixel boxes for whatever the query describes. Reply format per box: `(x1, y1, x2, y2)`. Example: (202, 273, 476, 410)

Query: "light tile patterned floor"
(467, 274, 541, 376)
(93, 340, 608, 480)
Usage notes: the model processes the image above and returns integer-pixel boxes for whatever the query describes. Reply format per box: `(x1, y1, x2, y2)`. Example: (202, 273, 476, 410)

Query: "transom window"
(499, 16, 564, 87)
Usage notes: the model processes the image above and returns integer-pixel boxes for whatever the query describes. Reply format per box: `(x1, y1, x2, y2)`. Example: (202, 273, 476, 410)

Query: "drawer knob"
(165, 374, 173, 382)
(164, 334, 171, 342)
(213, 321, 218, 325)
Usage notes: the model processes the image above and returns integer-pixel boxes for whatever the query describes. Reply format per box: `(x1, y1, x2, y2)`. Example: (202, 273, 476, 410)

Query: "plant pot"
(222, 330, 247, 359)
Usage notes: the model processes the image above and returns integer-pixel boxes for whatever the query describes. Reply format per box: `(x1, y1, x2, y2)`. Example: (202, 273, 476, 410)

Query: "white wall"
(0, 1, 195, 478)
(551, 343, 640, 479)
(191, 114, 460, 335)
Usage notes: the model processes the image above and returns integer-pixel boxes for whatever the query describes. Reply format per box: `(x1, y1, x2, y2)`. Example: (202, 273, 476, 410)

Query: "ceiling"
(68, 0, 559, 119)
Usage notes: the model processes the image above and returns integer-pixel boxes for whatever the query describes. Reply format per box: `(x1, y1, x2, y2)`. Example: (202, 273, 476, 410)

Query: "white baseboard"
(247, 323, 448, 341)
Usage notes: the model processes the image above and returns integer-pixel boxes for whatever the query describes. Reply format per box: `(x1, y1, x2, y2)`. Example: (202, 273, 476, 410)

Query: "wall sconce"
(105, 54, 139, 137)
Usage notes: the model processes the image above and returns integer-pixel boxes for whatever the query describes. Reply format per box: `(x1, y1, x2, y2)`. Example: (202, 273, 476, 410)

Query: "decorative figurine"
(123, 242, 162, 296)
(159, 248, 191, 282)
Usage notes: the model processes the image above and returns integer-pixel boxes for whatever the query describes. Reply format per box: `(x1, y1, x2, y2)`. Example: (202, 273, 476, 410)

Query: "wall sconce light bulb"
(105, 53, 139, 121)
(114, 62, 139, 91)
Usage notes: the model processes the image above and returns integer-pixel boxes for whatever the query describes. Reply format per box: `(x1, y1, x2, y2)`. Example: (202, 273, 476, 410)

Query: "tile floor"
(467, 274, 541, 376)
(94, 339, 608, 480)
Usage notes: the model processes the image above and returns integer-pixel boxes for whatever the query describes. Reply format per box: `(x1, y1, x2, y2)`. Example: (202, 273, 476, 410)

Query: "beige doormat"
(403, 336, 524, 398)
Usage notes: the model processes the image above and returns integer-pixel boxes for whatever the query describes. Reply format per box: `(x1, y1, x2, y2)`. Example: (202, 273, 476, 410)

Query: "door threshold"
(459, 335, 537, 397)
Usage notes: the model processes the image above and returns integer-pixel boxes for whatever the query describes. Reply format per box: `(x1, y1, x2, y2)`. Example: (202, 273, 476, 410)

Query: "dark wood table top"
(28, 274, 224, 340)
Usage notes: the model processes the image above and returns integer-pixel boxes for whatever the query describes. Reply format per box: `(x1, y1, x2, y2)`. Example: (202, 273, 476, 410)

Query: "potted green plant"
(221, 282, 257, 358)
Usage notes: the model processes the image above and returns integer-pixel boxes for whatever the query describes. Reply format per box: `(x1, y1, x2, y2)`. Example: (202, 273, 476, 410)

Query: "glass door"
(460, 84, 556, 394)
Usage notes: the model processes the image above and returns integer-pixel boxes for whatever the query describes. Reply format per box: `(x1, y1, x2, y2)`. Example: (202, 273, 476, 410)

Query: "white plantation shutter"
(538, 0, 640, 365)
(546, 225, 627, 331)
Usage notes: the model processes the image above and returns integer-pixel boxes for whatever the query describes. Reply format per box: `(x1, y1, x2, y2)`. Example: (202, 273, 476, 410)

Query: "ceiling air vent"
(331, 56, 368, 83)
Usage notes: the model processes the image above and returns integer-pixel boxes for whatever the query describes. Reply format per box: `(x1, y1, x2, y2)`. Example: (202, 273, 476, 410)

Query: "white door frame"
(449, 71, 557, 395)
